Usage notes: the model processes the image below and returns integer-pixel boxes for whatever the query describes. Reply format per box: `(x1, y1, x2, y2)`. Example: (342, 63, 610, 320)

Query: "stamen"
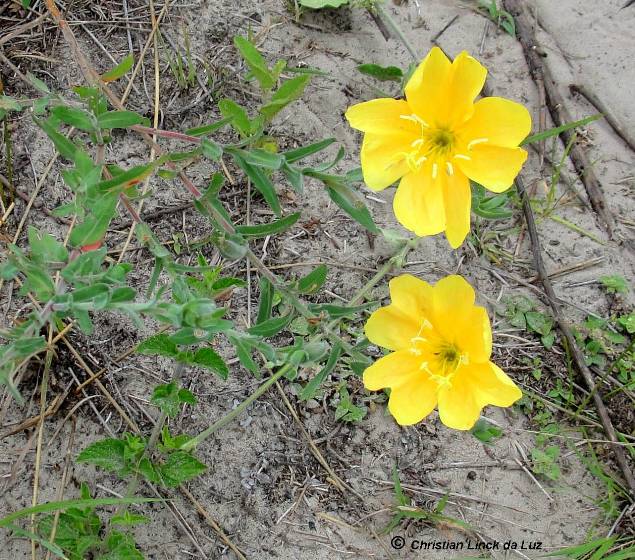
(454, 153, 472, 161)
(411, 138, 424, 148)
(409, 348, 422, 356)
(431, 163, 438, 179)
(446, 162, 454, 176)
(415, 156, 428, 167)
(399, 114, 429, 128)
(467, 138, 489, 150)
(411, 336, 427, 343)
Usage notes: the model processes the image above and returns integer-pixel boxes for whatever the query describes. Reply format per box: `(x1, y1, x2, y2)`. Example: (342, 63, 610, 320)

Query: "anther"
(446, 162, 454, 176)
(454, 153, 471, 161)
(431, 163, 438, 179)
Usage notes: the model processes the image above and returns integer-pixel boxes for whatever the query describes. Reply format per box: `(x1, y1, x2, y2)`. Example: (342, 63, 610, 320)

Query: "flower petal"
(456, 145, 528, 193)
(460, 306, 493, 363)
(388, 372, 438, 425)
(443, 51, 488, 127)
(361, 132, 413, 190)
(442, 169, 471, 249)
(393, 166, 446, 236)
(363, 350, 422, 391)
(437, 374, 481, 430)
(345, 98, 420, 135)
(388, 274, 434, 320)
(466, 361, 522, 407)
(365, 305, 420, 351)
(430, 275, 476, 342)
(404, 47, 452, 125)
(458, 97, 532, 148)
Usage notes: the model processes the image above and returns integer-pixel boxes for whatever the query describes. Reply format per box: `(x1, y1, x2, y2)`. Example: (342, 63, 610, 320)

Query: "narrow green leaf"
(260, 75, 310, 120)
(69, 195, 118, 248)
(240, 148, 284, 169)
(521, 114, 602, 145)
(185, 117, 232, 137)
(228, 334, 260, 374)
(218, 98, 251, 137)
(233, 155, 281, 216)
(256, 277, 273, 324)
(325, 180, 378, 232)
(357, 63, 403, 82)
(283, 138, 336, 163)
(97, 110, 150, 129)
(298, 264, 327, 294)
(201, 138, 223, 161)
(248, 313, 293, 337)
(51, 106, 95, 132)
(234, 36, 275, 90)
(235, 212, 300, 238)
(299, 0, 349, 8)
(300, 342, 342, 400)
(102, 54, 134, 82)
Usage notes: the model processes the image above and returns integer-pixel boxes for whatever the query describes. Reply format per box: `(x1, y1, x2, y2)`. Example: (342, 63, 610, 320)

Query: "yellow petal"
(345, 98, 420, 135)
(467, 361, 522, 407)
(442, 169, 471, 249)
(393, 166, 446, 236)
(360, 132, 413, 190)
(456, 145, 528, 193)
(458, 97, 532, 148)
(430, 275, 476, 343)
(365, 305, 420, 351)
(363, 350, 422, 391)
(404, 47, 451, 125)
(437, 374, 481, 430)
(437, 362, 521, 430)
(389, 274, 434, 321)
(388, 372, 438, 425)
(460, 306, 493, 363)
(443, 51, 488, 127)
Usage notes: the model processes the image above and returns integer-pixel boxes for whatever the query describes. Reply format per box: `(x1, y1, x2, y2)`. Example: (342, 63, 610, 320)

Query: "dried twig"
(515, 175, 635, 497)
(502, 0, 614, 237)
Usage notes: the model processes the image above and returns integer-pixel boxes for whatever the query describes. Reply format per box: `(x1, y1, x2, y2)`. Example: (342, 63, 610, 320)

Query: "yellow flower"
(345, 47, 531, 248)
(363, 274, 521, 430)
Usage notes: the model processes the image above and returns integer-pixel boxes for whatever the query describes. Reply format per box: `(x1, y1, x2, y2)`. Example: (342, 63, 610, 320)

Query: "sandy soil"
(0, 0, 633, 559)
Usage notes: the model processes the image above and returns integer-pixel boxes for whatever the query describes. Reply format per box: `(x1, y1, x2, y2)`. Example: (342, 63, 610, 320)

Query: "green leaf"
(28, 226, 68, 264)
(69, 195, 118, 248)
(260, 75, 310, 120)
(298, 264, 327, 294)
(37, 118, 84, 162)
(201, 138, 223, 161)
(97, 110, 150, 129)
(101, 54, 134, 82)
(233, 155, 281, 216)
(218, 98, 252, 137)
(235, 212, 300, 238)
(283, 138, 336, 163)
(240, 148, 284, 169)
(185, 116, 232, 137)
(526, 311, 553, 337)
(178, 347, 229, 379)
(234, 36, 275, 91)
(521, 114, 601, 145)
(76, 439, 128, 473)
(110, 511, 149, 527)
(300, 342, 342, 400)
(308, 301, 375, 319)
(156, 451, 207, 487)
(248, 313, 293, 338)
(325, 180, 378, 233)
(228, 334, 260, 374)
(600, 275, 629, 294)
(299, 0, 349, 7)
(97, 163, 155, 194)
(256, 277, 274, 325)
(470, 418, 503, 444)
(137, 333, 179, 357)
(151, 382, 197, 417)
(51, 106, 95, 132)
(26, 72, 50, 93)
(357, 64, 403, 82)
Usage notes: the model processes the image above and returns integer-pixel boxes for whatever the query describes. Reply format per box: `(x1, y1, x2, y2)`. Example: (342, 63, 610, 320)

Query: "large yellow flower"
(345, 47, 531, 248)
(363, 274, 521, 430)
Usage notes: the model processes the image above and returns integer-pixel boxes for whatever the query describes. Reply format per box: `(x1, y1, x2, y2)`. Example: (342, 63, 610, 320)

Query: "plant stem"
(374, 2, 418, 61)
(182, 363, 294, 451)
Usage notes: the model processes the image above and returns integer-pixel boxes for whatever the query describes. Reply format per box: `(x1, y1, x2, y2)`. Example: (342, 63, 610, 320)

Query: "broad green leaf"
(76, 439, 127, 473)
(156, 451, 207, 487)
(298, 264, 328, 294)
(101, 54, 134, 82)
(357, 64, 403, 82)
(28, 226, 68, 264)
(470, 418, 502, 444)
(235, 212, 300, 238)
(218, 98, 251, 137)
(97, 110, 150, 129)
(137, 333, 179, 357)
(234, 36, 275, 90)
(179, 347, 229, 379)
(51, 106, 95, 132)
(151, 382, 197, 417)
(260, 75, 310, 120)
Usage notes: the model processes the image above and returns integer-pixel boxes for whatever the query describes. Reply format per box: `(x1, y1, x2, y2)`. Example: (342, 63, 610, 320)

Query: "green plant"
(503, 296, 556, 349)
(600, 275, 630, 295)
(478, 0, 516, 36)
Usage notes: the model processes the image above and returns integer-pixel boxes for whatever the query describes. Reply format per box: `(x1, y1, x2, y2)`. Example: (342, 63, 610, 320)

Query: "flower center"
(395, 113, 483, 179)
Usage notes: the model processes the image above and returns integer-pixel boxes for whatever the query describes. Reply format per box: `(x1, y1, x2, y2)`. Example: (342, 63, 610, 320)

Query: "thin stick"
(515, 175, 635, 497)
(502, 0, 614, 236)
